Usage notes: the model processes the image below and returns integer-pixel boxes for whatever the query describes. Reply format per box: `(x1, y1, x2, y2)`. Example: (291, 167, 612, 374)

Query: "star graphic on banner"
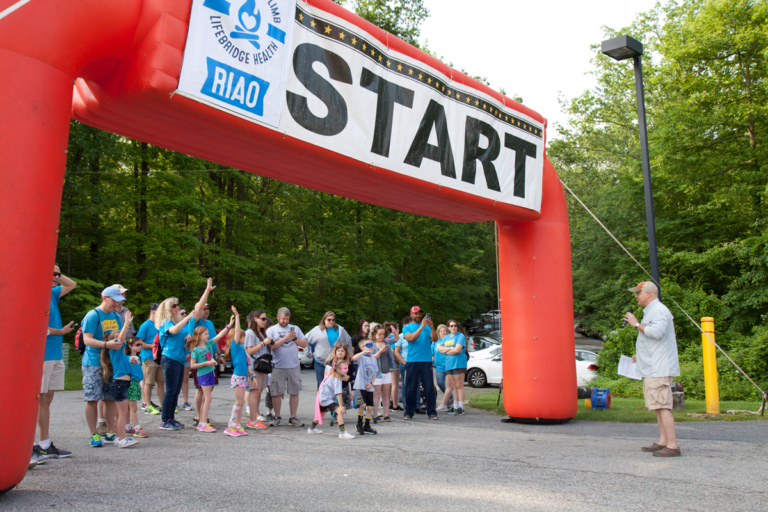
(386, 60, 391, 66)
(310, 20, 316, 28)
(499, 113, 502, 118)
(324, 25, 331, 34)
(427, 77, 432, 84)
(378, 54, 382, 62)
(517, 121, 521, 126)
(299, 13, 304, 21)
(362, 43, 366, 51)
(397, 64, 402, 71)
(467, 97, 471, 103)
(456, 93, 460, 100)
(371, 49, 375, 56)
(351, 37, 357, 45)
(505, 115, 509, 121)
(448, 89, 452, 96)
(483, 103, 486, 109)
(339, 31, 345, 40)
(409, 68, 413, 75)
(435, 81, 439, 88)
(442, 86, 445, 92)
(418, 73, 423, 79)
(475, 99, 479, 105)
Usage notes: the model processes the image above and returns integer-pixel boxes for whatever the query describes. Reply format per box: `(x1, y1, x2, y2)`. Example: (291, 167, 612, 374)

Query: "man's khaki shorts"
(643, 376, 674, 410)
(142, 360, 165, 386)
(270, 367, 302, 396)
(41, 360, 65, 393)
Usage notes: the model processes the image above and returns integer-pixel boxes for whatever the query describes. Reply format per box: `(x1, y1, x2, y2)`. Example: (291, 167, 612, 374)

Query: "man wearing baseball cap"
(624, 281, 681, 457)
(81, 286, 125, 447)
(402, 306, 438, 420)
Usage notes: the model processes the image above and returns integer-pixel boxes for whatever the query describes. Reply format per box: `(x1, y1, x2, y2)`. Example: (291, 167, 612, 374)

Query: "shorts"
(643, 376, 674, 410)
(374, 373, 392, 385)
(109, 378, 131, 402)
(319, 402, 340, 414)
(82, 365, 114, 402)
(271, 367, 302, 396)
(141, 360, 164, 386)
(41, 360, 65, 393)
(446, 368, 467, 376)
(249, 372, 268, 390)
(197, 371, 216, 387)
(230, 374, 248, 388)
(128, 380, 142, 401)
(357, 389, 374, 407)
(184, 357, 190, 368)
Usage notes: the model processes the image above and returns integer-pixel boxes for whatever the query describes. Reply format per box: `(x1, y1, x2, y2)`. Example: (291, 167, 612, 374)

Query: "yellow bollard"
(701, 317, 720, 414)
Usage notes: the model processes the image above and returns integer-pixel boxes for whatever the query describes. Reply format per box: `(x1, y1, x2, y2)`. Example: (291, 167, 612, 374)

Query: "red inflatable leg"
(0, 49, 72, 492)
(498, 159, 577, 423)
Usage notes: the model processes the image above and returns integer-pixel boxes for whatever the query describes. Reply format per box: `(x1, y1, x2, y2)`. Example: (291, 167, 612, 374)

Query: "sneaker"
(403, 415, 412, 421)
(133, 428, 150, 438)
(145, 405, 161, 415)
(355, 423, 365, 435)
(116, 438, 138, 449)
(373, 415, 383, 424)
(171, 420, 185, 429)
(436, 405, 448, 411)
(224, 427, 240, 437)
(363, 423, 377, 434)
(36, 443, 72, 459)
(265, 413, 276, 421)
(269, 417, 281, 427)
(31, 446, 48, 465)
(125, 425, 134, 434)
(257, 415, 267, 422)
(246, 420, 268, 430)
(382, 416, 392, 422)
(95, 421, 108, 435)
(102, 433, 116, 444)
(236, 425, 248, 436)
(89, 434, 103, 447)
(446, 407, 455, 414)
(288, 417, 304, 427)
(141, 403, 147, 412)
(339, 431, 355, 440)
(307, 427, 323, 434)
(454, 408, 464, 415)
(429, 415, 439, 420)
(182, 402, 193, 411)
(198, 423, 217, 433)
(159, 421, 180, 431)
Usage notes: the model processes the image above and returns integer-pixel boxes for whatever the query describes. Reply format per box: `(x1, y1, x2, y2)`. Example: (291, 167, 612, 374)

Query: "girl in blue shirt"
(437, 320, 468, 415)
(126, 338, 149, 438)
(99, 311, 138, 448)
(224, 306, 248, 437)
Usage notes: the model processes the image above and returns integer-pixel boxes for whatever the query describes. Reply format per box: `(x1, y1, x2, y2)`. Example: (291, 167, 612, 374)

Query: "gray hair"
(277, 307, 291, 317)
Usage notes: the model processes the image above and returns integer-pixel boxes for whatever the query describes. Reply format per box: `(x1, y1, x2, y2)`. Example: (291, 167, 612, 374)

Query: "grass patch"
(467, 391, 767, 422)
(64, 368, 82, 391)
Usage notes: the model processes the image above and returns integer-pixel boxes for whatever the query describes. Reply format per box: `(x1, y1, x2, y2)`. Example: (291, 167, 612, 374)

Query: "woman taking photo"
(438, 320, 468, 415)
(306, 311, 353, 388)
(155, 278, 215, 430)
(244, 309, 272, 429)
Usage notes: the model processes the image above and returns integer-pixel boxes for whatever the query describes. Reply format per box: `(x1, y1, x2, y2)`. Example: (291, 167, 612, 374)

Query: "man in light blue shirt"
(625, 281, 681, 457)
(402, 306, 438, 420)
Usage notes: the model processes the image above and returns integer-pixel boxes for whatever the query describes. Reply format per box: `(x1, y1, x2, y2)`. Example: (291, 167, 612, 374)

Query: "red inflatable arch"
(0, 0, 575, 490)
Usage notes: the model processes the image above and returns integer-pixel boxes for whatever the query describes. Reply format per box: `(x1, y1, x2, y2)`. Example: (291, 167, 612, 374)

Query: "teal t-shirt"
(81, 307, 124, 367)
(402, 322, 432, 362)
(136, 319, 158, 362)
(161, 320, 189, 364)
(443, 333, 467, 371)
(45, 287, 63, 361)
(433, 338, 447, 372)
(192, 341, 215, 377)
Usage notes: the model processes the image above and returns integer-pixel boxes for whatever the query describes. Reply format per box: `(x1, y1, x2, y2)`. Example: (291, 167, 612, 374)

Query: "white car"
(299, 345, 314, 369)
(465, 345, 503, 387)
(576, 352, 598, 385)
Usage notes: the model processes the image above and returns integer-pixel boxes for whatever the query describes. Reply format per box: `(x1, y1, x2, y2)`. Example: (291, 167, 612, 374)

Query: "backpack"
(74, 308, 103, 355)
(152, 332, 164, 364)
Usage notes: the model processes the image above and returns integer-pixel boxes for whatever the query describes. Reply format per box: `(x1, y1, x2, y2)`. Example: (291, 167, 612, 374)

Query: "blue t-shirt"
(81, 307, 124, 367)
(432, 338, 447, 372)
(443, 333, 468, 371)
(136, 319, 159, 362)
(45, 286, 63, 361)
(109, 344, 132, 380)
(394, 335, 409, 362)
(161, 320, 189, 364)
(402, 322, 432, 362)
(230, 341, 248, 376)
(353, 352, 379, 390)
(130, 360, 144, 382)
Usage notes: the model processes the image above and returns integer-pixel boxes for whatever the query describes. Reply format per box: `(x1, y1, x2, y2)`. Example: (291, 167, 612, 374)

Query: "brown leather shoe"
(652, 447, 681, 457)
(641, 443, 666, 452)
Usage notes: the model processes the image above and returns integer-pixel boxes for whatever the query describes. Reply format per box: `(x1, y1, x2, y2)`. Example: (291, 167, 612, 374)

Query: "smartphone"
(289, 326, 295, 332)
(425, 314, 431, 320)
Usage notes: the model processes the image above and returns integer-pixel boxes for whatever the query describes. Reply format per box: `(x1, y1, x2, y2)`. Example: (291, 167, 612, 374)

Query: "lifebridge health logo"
(178, 0, 296, 128)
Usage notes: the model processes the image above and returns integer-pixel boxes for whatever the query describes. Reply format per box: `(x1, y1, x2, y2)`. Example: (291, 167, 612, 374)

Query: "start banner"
(178, 0, 545, 212)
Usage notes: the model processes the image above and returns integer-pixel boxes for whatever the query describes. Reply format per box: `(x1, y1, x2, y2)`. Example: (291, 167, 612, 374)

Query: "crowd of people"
(31, 268, 471, 465)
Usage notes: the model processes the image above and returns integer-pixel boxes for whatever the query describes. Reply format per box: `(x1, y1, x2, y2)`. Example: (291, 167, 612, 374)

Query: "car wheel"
(467, 368, 487, 388)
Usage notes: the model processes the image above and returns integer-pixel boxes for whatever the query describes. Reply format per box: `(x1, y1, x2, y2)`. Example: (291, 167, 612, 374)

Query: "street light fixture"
(601, 35, 660, 298)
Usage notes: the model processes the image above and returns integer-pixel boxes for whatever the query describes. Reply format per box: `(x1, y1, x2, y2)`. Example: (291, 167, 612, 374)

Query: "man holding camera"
(624, 281, 681, 457)
(402, 306, 438, 420)
(265, 308, 307, 427)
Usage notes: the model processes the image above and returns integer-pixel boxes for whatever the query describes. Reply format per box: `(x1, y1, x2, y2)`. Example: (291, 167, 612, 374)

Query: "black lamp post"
(601, 35, 660, 297)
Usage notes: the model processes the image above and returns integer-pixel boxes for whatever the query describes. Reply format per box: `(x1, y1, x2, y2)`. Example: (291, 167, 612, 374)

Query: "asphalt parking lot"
(3, 367, 767, 511)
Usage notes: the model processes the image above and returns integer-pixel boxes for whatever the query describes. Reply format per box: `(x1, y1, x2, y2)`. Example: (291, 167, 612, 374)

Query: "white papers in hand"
(618, 355, 641, 380)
